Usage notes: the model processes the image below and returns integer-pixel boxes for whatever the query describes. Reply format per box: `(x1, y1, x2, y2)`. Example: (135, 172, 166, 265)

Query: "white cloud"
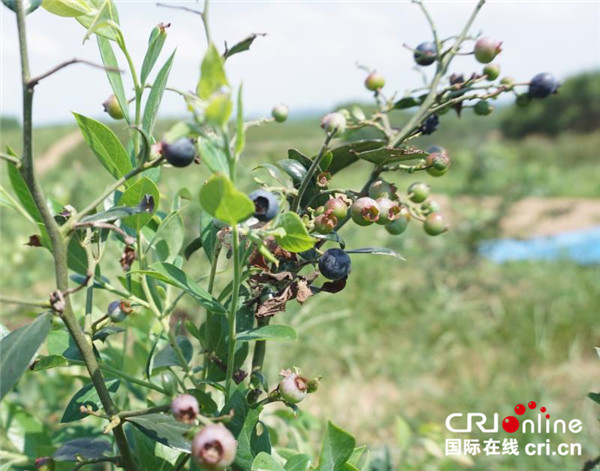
(1, 1, 599, 123)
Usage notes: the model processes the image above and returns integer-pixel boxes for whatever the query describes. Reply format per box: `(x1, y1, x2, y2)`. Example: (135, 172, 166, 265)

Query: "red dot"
(545, 414, 550, 419)
(540, 407, 546, 413)
(515, 404, 526, 415)
(528, 401, 537, 409)
(502, 416, 520, 433)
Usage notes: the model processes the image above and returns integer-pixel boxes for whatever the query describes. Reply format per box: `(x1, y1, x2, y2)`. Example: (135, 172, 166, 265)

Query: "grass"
(0, 111, 599, 470)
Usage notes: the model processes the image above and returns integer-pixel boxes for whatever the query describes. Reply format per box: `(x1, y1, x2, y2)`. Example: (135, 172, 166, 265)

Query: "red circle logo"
(502, 416, 520, 433)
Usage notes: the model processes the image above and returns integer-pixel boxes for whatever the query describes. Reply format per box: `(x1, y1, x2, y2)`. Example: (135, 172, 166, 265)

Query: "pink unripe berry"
(350, 197, 380, 226)
(314, 212, 338, 234)
(423, 212, 448, 236)
(474, 37, 502, 64)
(192, 424, 237, 469)
(324, 197, 348, 220)
(375, 197, 401, 225)
(171, 394, 199, 423)
(321, 112, 347, 134)
(278, 373, 309, 404)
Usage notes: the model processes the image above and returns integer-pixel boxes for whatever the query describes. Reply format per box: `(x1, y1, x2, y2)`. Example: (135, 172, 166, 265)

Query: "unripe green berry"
(102, 94, 125, 120)
(474, 100, 494, 116)
(421, 200, 441, 215)
(376, 197, 401, 225)
(408, 182, 430, 203)
(278, 373, 309, 404)
(324, 197, 348, 220)
(365, 71, 385, 91)
(351, 197, 380, 226)
(500, 76, 515, 89)
(423, 212, 447, 236)
(385, 207, 410, 235)
(321, 112, 347, 134)
(271, 104, 289, 123)
(426, 151, 451, 177)
(515, 93, 531, 107)
(368, 180, 397, 200)
(483, 64, 501, 81)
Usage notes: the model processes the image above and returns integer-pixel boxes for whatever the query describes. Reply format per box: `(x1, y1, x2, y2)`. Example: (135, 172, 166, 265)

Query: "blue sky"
(1, 1, 599, 124)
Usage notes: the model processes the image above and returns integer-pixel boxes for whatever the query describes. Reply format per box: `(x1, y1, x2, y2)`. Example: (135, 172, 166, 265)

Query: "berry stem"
(225, 224, 241, 397)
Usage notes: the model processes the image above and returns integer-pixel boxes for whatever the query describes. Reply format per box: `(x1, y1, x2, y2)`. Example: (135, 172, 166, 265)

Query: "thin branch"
(0, 294, 51, 308)
(28, 58, 123, 88)
(74, 221, 136, 246)
(583, 455, 600, 471)
(156, 2, 202, 16)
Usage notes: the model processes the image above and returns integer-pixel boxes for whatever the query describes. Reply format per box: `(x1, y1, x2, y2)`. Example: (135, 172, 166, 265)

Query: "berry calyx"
(426, 150, 451, 177)
(365, 71, 385, 91)
(528, 73, 559, 99)
(474, 100, 494, 116)
(474, 37, 502, 64)
(423, 212, 447, 236)
(271, 104, 289, 123)
(321, 112, 347, 134)
(368, 180, 397, 200)
(161, 138, 197, 168)
(350, 197, 380, 226)
(318, 248, 351, 280)
(191, 424, 237, 469)
(249, 189, 279, 222)
(171, 394, 199, 423)
(324, 197, 348, 220)
(314, 212, 337, 234)
(376, 197, 401, 225)
(102, 94, 125, 120)
(385, 207, 410, 235)
(408, 182, 430, 203)
(414, 42, 437, 66)
(278, 372, 309, 403)
(483, 64, 501, 81)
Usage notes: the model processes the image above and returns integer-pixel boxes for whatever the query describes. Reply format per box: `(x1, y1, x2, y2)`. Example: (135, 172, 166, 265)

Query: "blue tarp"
(479, 226, 600, 265)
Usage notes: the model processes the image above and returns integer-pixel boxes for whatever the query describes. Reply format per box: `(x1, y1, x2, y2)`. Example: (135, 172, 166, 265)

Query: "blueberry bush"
(0, 0, 558, 469)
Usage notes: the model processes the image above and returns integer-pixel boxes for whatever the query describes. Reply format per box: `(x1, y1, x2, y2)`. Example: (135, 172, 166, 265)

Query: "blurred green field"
(1, 101, 599, 470)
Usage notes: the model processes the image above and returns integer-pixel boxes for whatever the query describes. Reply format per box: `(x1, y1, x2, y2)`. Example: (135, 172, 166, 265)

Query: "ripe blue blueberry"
(419, 114, 439, 135)
(414, 42, 437, 66)
(249, 189, 279, 222)
(318, 248, 351, 280)
(528, 73, 559, 99)
(162, 138, 196, 168)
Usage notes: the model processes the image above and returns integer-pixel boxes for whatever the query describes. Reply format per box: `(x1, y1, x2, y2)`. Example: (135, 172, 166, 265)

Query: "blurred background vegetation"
(1, 70, 599, 470)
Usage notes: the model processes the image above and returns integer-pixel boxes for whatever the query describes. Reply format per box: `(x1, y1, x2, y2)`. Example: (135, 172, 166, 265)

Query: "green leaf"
(588, 392, 600, 405)
(237, 325, 297, 342)
(197, 137, 229, 174)
(79, 202, 152, 224)
(3, 404, 52, 458)
(142, 50, 176, 136)
(187, 389, 218, 415)
(152, 336, 193, 370)
(235, 407, 271, 469)
(118, 177, 159, 230)
(285, 454, 312, 471)
(42, 0, 92, 17)
(273, 213, 315, 253)
(344, 446, 369, 471)
(345, 247, 405, 261)
(0, 313, 52, 401)
(184, 236, 203, 260)
(73, 113, 133, 181)
(197, 43, 228, 99)
(205, 93, 233, 128)
(97, 36, 130, 123)
(199, 174, 254, 225)
(54, 437, 113, 461)
(200, 211, 219, 260)
(141, 23, 168, 86)
(31, 354, 69, 371)
(277, 159, 307, 187)
(2, 0, 42, 14)
(253, 164, 288, 187)
(327, 140, 385, 175)
(252, 452, 284, 471)
(61, 379, 120, 423)
(128, 414, 191, 453)
(317, 422, 356, 471)
(235, 85, 245, 155)
(67, 236, 89, 275)
(395, 416, 412, 452)
(221, 388, 249, 436)
(357, 146, 428, 165)
(224, 33, 265, 60)
(93, 326, 125, 342)
(146, 262, 226, 313)
(75, 0, 120, 41)
(393, 96, 421, 109)
(131, 426, 183, 471)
